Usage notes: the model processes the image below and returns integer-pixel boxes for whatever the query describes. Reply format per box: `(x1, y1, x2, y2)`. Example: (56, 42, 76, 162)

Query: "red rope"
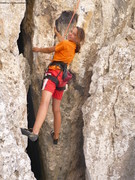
(64, 0, 80, 38)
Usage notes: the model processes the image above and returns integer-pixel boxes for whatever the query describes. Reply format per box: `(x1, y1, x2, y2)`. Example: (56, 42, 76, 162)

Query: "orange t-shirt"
(49, 40, 76, 70)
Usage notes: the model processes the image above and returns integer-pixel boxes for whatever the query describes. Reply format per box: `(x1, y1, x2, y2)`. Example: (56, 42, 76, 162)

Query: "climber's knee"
(52, 98, 61, 114)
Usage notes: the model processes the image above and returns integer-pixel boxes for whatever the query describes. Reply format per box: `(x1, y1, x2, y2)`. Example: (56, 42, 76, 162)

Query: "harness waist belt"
(42, 61, 69, 91)
(49, 61, 67, 71)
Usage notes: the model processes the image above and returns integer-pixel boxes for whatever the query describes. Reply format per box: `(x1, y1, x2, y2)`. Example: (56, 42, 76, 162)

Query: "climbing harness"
(42, 61, 72, 91)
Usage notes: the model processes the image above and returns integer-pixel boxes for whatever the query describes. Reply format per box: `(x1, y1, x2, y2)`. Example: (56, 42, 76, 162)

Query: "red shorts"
(41, 69, 67, 100)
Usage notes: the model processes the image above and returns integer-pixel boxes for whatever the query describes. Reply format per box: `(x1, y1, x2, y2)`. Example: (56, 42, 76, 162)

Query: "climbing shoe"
(51, 131, 58, 145)
(21, 128, 38, 142)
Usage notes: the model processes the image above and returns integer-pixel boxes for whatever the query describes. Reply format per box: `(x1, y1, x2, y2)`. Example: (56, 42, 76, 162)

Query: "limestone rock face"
(0, 1, 35, 180)
(1, 0, 135, 180)
(82, 1, 135, 180)
(25, 0, 135, 179)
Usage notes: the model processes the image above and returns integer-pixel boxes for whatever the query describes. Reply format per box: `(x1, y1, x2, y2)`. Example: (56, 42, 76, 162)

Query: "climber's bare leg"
(33, 90, 52, 135)
(52, 98, 61, 139)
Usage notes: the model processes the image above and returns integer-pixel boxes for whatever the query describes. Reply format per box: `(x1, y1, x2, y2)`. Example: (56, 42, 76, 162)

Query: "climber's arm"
(54, 27, 64, 42)
(32, 46, 55, 53)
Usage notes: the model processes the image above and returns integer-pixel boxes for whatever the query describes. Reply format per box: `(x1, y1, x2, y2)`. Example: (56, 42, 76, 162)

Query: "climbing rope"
(64, 0, 80, 38)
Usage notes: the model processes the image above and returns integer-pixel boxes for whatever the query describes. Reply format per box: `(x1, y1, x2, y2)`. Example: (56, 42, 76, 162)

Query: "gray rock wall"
(21, 0, 135, 179)
(1, 0, 135, 180)
(82, 1, 135, 180)
(0, 1, 35, 180)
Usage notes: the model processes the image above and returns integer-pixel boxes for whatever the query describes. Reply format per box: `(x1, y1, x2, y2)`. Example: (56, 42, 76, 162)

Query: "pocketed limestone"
(0, 1, 35, 180)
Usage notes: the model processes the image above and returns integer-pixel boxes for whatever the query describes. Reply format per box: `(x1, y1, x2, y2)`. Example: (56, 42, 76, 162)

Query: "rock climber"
(21, 26, 85, 144)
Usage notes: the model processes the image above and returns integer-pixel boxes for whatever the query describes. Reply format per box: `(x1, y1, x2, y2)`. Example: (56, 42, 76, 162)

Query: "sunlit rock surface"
(82, 1, 135, 180)
(24, 0, 135, 180)
(0, 1, 35, 180)
(1, 0, 135, 179)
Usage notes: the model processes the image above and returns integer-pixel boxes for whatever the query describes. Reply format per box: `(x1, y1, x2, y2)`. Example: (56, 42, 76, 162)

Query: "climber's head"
(67, 27, 78, 42)
(67, 27, 85, 53)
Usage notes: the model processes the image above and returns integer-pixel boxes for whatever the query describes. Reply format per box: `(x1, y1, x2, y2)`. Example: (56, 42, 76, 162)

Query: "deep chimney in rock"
(17, 1, 41, 179)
